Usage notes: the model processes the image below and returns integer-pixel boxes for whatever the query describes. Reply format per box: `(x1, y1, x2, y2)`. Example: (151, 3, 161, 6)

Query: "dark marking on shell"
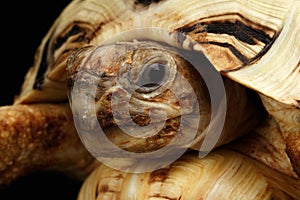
(52, 22, 93, 52)
(33, 21, 99, 91)
(296, 100, 300, 109)
(149, 195, 177, 200)
(148, 167, 171, 183)
(201, 20, 272, 45)
(135, 0, 162, 6)
(221, 30, 280, 73)
(178, 23, 201, 33)
(176, 13, 278, 68)
(198, 13, 274, 36)
(99, 185, 109, 192)
(33, 37, 51, 90)
(246, 31, 279, 65)
(98, 184, 120, 193)
(53, 25, 84, 50)
(208, 41, 249, 65)
(296, 59, 300, 73)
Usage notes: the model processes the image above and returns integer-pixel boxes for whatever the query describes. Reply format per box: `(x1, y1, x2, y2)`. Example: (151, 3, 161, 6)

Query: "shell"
(229, 111, 300, 179)
(14, 0, 300, 107)
(78, 149, 300, 200)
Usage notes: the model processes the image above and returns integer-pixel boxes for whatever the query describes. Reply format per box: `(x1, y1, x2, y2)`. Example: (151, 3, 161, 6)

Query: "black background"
(0, 0, 70, 106)
(0, 1, 84, 200)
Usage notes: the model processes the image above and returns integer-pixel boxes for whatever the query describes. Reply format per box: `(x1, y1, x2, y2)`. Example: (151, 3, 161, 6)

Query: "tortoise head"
(66, 41, 206, 152)
(65, 39, 264, 172)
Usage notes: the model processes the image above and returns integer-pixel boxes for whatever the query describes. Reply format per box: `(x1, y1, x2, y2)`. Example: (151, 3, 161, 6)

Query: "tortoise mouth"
(66, 41, 218, 159)
(94, 77, 204, 147)
(67, 65, 202, 154)
(103, 117, 181, 153)
(101, 113, 202, 153)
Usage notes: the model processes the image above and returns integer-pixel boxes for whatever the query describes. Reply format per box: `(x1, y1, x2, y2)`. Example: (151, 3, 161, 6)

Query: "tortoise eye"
(136, 59, 170, 93)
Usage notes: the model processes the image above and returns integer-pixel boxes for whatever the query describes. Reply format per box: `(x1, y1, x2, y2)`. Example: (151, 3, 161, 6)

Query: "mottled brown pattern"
(0, 104, 96, 186)
(286, 137, 300, 177)
(148, 167, 171, 183)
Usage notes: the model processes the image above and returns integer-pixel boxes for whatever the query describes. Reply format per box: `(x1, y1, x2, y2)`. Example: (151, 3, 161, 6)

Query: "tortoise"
(1, 0, 300, 199)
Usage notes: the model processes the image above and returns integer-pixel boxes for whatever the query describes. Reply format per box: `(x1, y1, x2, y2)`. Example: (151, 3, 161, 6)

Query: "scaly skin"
(0, 104, 99, 186)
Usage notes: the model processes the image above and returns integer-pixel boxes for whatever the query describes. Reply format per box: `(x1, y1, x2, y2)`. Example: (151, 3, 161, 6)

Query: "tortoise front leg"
(0, 104, 99, 186)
